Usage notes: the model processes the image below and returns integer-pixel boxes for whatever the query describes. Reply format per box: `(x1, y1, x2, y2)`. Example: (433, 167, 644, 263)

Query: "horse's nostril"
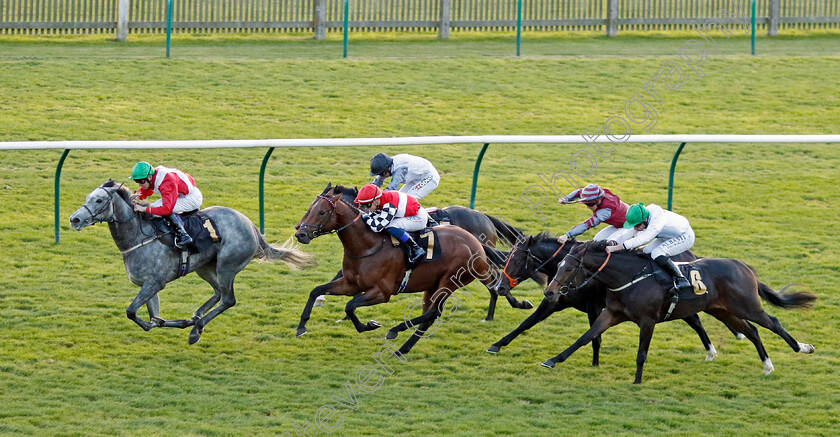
(70, 217, 79, 223)
(295, 224, 300, 230)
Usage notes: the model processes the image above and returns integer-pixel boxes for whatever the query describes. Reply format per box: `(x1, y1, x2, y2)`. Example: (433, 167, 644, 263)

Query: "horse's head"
(294, 183, 360, 244)
(544, 240, 610, 302)
(493, 235, 535, 296)
(69, 180, 131, 231)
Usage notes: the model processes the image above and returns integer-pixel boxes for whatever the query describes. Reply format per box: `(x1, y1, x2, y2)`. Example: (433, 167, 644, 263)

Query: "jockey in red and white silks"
(136, 166, 203, 215)
(370, 153, 441, 200)
(355, 184, 428, 264)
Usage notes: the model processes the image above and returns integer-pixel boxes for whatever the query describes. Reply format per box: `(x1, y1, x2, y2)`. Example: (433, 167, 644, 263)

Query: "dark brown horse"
(487, 233, 719, 364)
(293, 183, 500, 355)
(543, 241, 816, 383)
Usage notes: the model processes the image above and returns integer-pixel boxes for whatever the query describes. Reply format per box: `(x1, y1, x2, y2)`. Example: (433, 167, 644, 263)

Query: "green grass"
(1, 34, 839, 436)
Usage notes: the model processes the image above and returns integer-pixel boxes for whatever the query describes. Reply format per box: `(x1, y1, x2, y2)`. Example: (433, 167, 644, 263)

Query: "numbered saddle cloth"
(389, 228, 443, 267)
(153, 210, 220, 253)
(653, 261, 711, 298)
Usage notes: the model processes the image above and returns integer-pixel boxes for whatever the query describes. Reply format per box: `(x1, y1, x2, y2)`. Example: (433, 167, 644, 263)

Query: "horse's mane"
(102, 179, 132, 204)
(332, 185, 359, 205)
(532, 231, 576, 245)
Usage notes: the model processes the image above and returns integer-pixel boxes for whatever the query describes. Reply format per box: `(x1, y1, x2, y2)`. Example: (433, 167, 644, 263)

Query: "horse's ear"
(322, 182, 332, 194)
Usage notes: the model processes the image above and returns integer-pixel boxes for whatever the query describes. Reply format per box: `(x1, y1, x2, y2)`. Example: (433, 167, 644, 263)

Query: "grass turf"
(0, 32, 838, 436)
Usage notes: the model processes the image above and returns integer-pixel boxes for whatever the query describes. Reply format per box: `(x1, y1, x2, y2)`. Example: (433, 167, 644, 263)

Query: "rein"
(556, 250, 612, 295)
(502, 240, 566, 290)
(298, 194, 362, 238)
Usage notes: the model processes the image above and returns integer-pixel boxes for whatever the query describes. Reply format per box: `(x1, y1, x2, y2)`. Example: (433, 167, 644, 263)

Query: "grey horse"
(69, 180, 315, 344)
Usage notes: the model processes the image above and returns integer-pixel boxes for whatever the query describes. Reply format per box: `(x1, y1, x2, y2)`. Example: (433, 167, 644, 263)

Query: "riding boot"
(654, 255, 691, 293)
(405, 235, 426, 265)
(168, 213, 193, 248)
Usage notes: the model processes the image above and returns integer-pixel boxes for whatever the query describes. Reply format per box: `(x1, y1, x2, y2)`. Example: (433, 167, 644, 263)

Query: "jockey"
(370, 153, 441, 200)
(130, 161, 203, 248)
(557, 183, 632, 245)
(355, 184, 429, 264)
(606, 202, 695, 292)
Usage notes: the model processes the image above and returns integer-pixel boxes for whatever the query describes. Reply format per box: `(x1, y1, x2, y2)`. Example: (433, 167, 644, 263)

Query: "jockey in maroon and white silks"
(136, 166, 203, 216)
(557, 183, 632, 244)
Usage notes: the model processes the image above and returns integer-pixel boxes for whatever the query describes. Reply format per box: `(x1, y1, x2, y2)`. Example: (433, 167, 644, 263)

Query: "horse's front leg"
(633, 319, 657, 384)
(487, 297, 558, 354)
(126, 281, 166, 331)
(681, 313, 717, 361)
(344, 287, 390, 333)
(296, 282, 337, 337)
(143, 294, 196, 329)
(542, 309, 623, 369)
(585, 300, 603, 367)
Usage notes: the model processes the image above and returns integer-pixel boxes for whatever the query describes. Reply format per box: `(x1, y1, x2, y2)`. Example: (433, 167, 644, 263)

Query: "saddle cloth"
(426, 208, 451, 227)
(389, 227, 444, 267)
(153, 210, 220, 253)
(652, 262, 711, 298)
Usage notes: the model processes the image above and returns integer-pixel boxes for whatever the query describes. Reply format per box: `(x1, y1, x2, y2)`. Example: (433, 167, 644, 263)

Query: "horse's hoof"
(150, 316, 165, 327)
(705, 345, 718, 362)
(541, 359, 555, 369)
(313, 295, 327, 308)
(521, 300, 534, 309)
(385, 330, 398, 340)
(482, 317, 493, 323)
(188, 332, 201, 345)
(798, 343, 815, 354)
(735, 332, 747, 340)
(487, 345, 501, 354)
(367, 320, 381, 330)
(296, 328, 307, 338)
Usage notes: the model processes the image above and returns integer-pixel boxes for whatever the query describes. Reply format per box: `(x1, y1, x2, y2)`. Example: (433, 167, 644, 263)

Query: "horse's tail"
(484, 213, 524, 247)
(757, 282, 817, 309)
(256, 232, 317, 270)
(483, 244, 509, 268)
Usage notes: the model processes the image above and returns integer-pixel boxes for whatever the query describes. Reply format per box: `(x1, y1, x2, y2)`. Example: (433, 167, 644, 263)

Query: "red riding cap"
(355, 184, 383, 204)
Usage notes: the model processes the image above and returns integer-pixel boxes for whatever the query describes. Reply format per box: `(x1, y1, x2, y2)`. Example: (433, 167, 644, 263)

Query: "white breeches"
(385, 207, 429, 232)
(399, 173, 440, 200)
(643, 227, 695, 258)
(593, 225, 635, 244)
(150, 186, 203, 214)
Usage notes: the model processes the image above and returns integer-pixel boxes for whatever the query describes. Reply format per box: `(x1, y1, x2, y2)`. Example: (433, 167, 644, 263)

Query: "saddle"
(652, 261, 710, 299)
(389, 228, 443, 269)
(426, 208, 451, 227)
(151, 210, 221, 254)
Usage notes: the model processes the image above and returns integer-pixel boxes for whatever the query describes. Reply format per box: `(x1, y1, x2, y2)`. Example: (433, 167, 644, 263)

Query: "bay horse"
(69, 180, 315, 344)
(542, 240, 816, 383)
(487, 233, 719, 364)
(293, 183, 499, 355)
(309, 190, 533, 322)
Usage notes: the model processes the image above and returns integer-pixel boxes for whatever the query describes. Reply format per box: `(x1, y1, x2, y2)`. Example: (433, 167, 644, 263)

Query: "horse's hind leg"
(397, 320, 434, 356)
(681, 314, 717, 361)
(189, 268, 241, 345)
(194, 264, 222, 319)
(745, 311, 815, 354)
(707, 309, 774, 375)
(487, 297, 558, 354)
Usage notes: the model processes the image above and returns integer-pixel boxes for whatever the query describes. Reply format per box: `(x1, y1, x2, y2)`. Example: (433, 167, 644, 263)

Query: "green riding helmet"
(130, 161, 154, 181)
(623, 203, 650, 229)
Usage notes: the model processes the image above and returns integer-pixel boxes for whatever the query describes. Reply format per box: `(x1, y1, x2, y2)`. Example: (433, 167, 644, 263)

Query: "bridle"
(298, 193, 362, 238)
(551, 248, 612, 296)
(501, 240, 567, 290)
(82, 184, 135, 225)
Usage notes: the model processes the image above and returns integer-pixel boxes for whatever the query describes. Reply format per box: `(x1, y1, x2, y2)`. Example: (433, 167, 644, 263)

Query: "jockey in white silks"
(369, 153, 440, 200)
(606, 202, 695, 293)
